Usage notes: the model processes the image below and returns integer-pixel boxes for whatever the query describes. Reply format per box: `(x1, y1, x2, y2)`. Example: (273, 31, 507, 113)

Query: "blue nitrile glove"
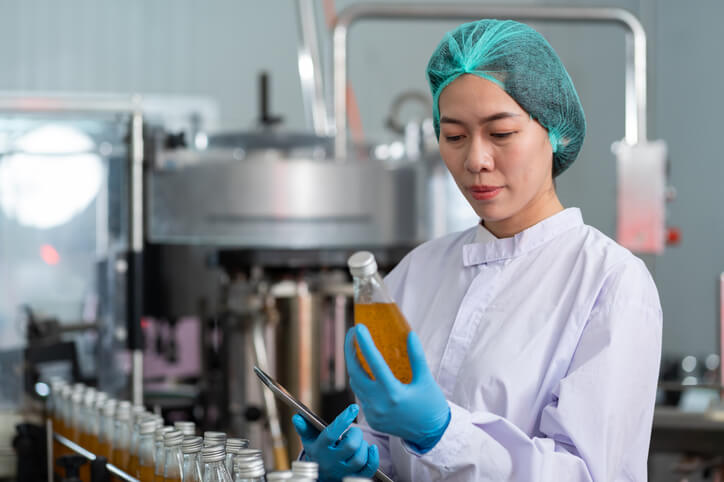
(345, 324, 451, 453)
(292, 403, 379, 482)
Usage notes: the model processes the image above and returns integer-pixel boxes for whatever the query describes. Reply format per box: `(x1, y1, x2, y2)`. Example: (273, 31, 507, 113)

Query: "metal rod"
(132, 349, 144, 406)
(720, 273, 724, 400)
(46, 419, 53, 482)
(296, 0, 331, 135)
(130, 99, 145, 407)
(53, 433, 140, 482)
(332, 3, 648, 158)
(251, 315, 290, 470)
(0, 97, 138, 113)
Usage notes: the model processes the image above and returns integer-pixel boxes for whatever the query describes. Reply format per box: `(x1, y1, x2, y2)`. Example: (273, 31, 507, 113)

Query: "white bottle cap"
(347, 251, 377, 278)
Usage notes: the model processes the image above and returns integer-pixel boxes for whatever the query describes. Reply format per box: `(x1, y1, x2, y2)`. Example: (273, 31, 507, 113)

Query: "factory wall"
(0, 0, 721, 362)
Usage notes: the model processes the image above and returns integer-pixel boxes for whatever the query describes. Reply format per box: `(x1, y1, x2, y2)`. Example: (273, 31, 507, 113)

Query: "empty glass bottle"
(182, 436, 203, 482)
(202, 445, 232, 482)
(224, 438, 250, 475)
(136, 419, 158, 481)
(97, 399, 117, 460)
(174, 421, 196, 437)
(111, 401, 133, 471)
(233, 457, 265, 482)
(231, 449, 264, 481)
(154, 426, 175, 482)
(163, 430, 184, 482)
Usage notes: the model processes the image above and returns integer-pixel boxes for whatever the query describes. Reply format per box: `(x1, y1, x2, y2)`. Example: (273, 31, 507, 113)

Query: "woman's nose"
(464, 137, 494, 173)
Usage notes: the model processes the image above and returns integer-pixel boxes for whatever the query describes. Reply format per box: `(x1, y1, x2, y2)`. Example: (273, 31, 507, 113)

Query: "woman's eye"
(491, 132, 516, 138)
(445, 135, 464, 142)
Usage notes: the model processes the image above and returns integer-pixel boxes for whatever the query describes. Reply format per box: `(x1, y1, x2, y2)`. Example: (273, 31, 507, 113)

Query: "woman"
(293, 19, 661, 481)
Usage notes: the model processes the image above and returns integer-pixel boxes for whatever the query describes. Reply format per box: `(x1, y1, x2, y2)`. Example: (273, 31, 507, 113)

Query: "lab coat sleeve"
(400, 257, 662, 481)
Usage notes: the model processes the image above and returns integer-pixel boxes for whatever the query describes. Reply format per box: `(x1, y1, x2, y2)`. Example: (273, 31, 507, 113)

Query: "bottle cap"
(203, 431, 226, 447)
(225, 438, 249, 453)
(102, 399, 117, 416)
(234, 457, 265, 477)
(201, 444, 226, 463)
(155, 426, 174, 442)
(347, 251, 377, 277)
(139, 419, 157, 435)
(164, 430, 184, 446)
(292, 460, 318, 477)
(266, 471, 294, 480)
(182, 436, 203, 454)
(115, 401, 131, 420)
(173, 421, 195, 436)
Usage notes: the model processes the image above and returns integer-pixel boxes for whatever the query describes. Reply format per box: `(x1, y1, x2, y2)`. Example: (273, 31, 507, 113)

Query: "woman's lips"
(469, 185, 503, 200)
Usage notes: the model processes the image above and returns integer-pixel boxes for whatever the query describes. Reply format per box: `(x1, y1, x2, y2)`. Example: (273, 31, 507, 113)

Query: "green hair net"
(426, 19, 586, 177)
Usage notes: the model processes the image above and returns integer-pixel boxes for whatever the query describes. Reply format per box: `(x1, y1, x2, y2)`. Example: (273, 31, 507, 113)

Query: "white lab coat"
(357, 207, 662, 481)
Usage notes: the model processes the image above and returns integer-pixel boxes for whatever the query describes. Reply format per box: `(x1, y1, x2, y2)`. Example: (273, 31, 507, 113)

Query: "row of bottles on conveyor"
(48, 379, 373, 481)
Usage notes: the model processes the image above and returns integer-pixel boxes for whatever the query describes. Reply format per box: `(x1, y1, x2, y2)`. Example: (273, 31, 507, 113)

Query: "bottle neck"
(164, 446, 184, 477)
(354, 271, 393, 304)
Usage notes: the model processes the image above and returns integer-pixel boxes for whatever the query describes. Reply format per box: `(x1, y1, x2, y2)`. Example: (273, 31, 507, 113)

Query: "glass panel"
(0, 114, 129, 406)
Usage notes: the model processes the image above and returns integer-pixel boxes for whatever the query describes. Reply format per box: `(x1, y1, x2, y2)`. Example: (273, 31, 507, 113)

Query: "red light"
(40, 244, 60, 265)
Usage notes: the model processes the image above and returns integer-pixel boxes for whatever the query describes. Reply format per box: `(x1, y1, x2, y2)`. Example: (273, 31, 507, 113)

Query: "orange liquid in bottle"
(153, 473, 165, 482)
(127, 454, 139, 478)
(97, 440, 112, 460)
(163, 477, 182, 482)
(354, 302, 412, 383)
(138, 465, 155, 482)
(112, 448, 130, 472)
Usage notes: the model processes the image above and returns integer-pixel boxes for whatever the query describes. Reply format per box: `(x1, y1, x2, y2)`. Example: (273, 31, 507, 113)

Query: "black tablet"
(253, 365, 395, 482)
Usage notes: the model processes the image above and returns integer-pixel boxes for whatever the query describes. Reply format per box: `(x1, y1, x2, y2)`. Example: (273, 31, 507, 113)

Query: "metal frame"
(0, 96, 145, 406)
(296, 0, 330, 136)
(332, 3, 648, 158)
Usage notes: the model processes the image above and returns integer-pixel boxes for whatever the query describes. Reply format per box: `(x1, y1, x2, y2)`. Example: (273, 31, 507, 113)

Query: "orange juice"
(163, 477, 182, 482)
(127, 454, 139, 478)
(138, 465, 155, 482)
(354, 302, 412, 383)
(98, 440, 112, 460)
(112, 448, 130, 472)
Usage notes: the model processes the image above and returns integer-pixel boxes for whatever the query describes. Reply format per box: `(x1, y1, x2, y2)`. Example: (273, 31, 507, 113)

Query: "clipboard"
(253, 365, 395, 482)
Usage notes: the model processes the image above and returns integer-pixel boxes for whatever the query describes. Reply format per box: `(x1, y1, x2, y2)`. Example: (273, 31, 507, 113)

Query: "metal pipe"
(130, 99, 145, 406)
(332, 3, 648, 158)
(296, 0, 331, 135)
(720, 273, 724, 399)
(46, 419, 53, 482)
(0, 97, 137, 113)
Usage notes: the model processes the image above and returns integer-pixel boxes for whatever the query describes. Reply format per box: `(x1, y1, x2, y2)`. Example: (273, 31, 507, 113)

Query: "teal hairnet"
(426, 19, 586, 177)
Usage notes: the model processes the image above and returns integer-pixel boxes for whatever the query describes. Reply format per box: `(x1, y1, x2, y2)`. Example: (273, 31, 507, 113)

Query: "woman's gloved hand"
(345, 324, 451, 453)
(292, 403, 379, 481)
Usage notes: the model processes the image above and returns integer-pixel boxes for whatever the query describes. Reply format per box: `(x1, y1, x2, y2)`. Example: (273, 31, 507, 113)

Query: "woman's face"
(438, 74, 559, 236)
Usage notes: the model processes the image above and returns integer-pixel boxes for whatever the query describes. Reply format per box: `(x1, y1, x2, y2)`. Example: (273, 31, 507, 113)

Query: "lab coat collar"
(462, 208, 583, 266)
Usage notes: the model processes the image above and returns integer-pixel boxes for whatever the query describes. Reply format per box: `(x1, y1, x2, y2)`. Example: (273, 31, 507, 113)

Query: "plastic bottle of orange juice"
(347, 251, 412, 384)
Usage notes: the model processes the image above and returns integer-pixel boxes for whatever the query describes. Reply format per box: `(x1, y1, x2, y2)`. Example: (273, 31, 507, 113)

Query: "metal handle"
(332, 3, 648, 158)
